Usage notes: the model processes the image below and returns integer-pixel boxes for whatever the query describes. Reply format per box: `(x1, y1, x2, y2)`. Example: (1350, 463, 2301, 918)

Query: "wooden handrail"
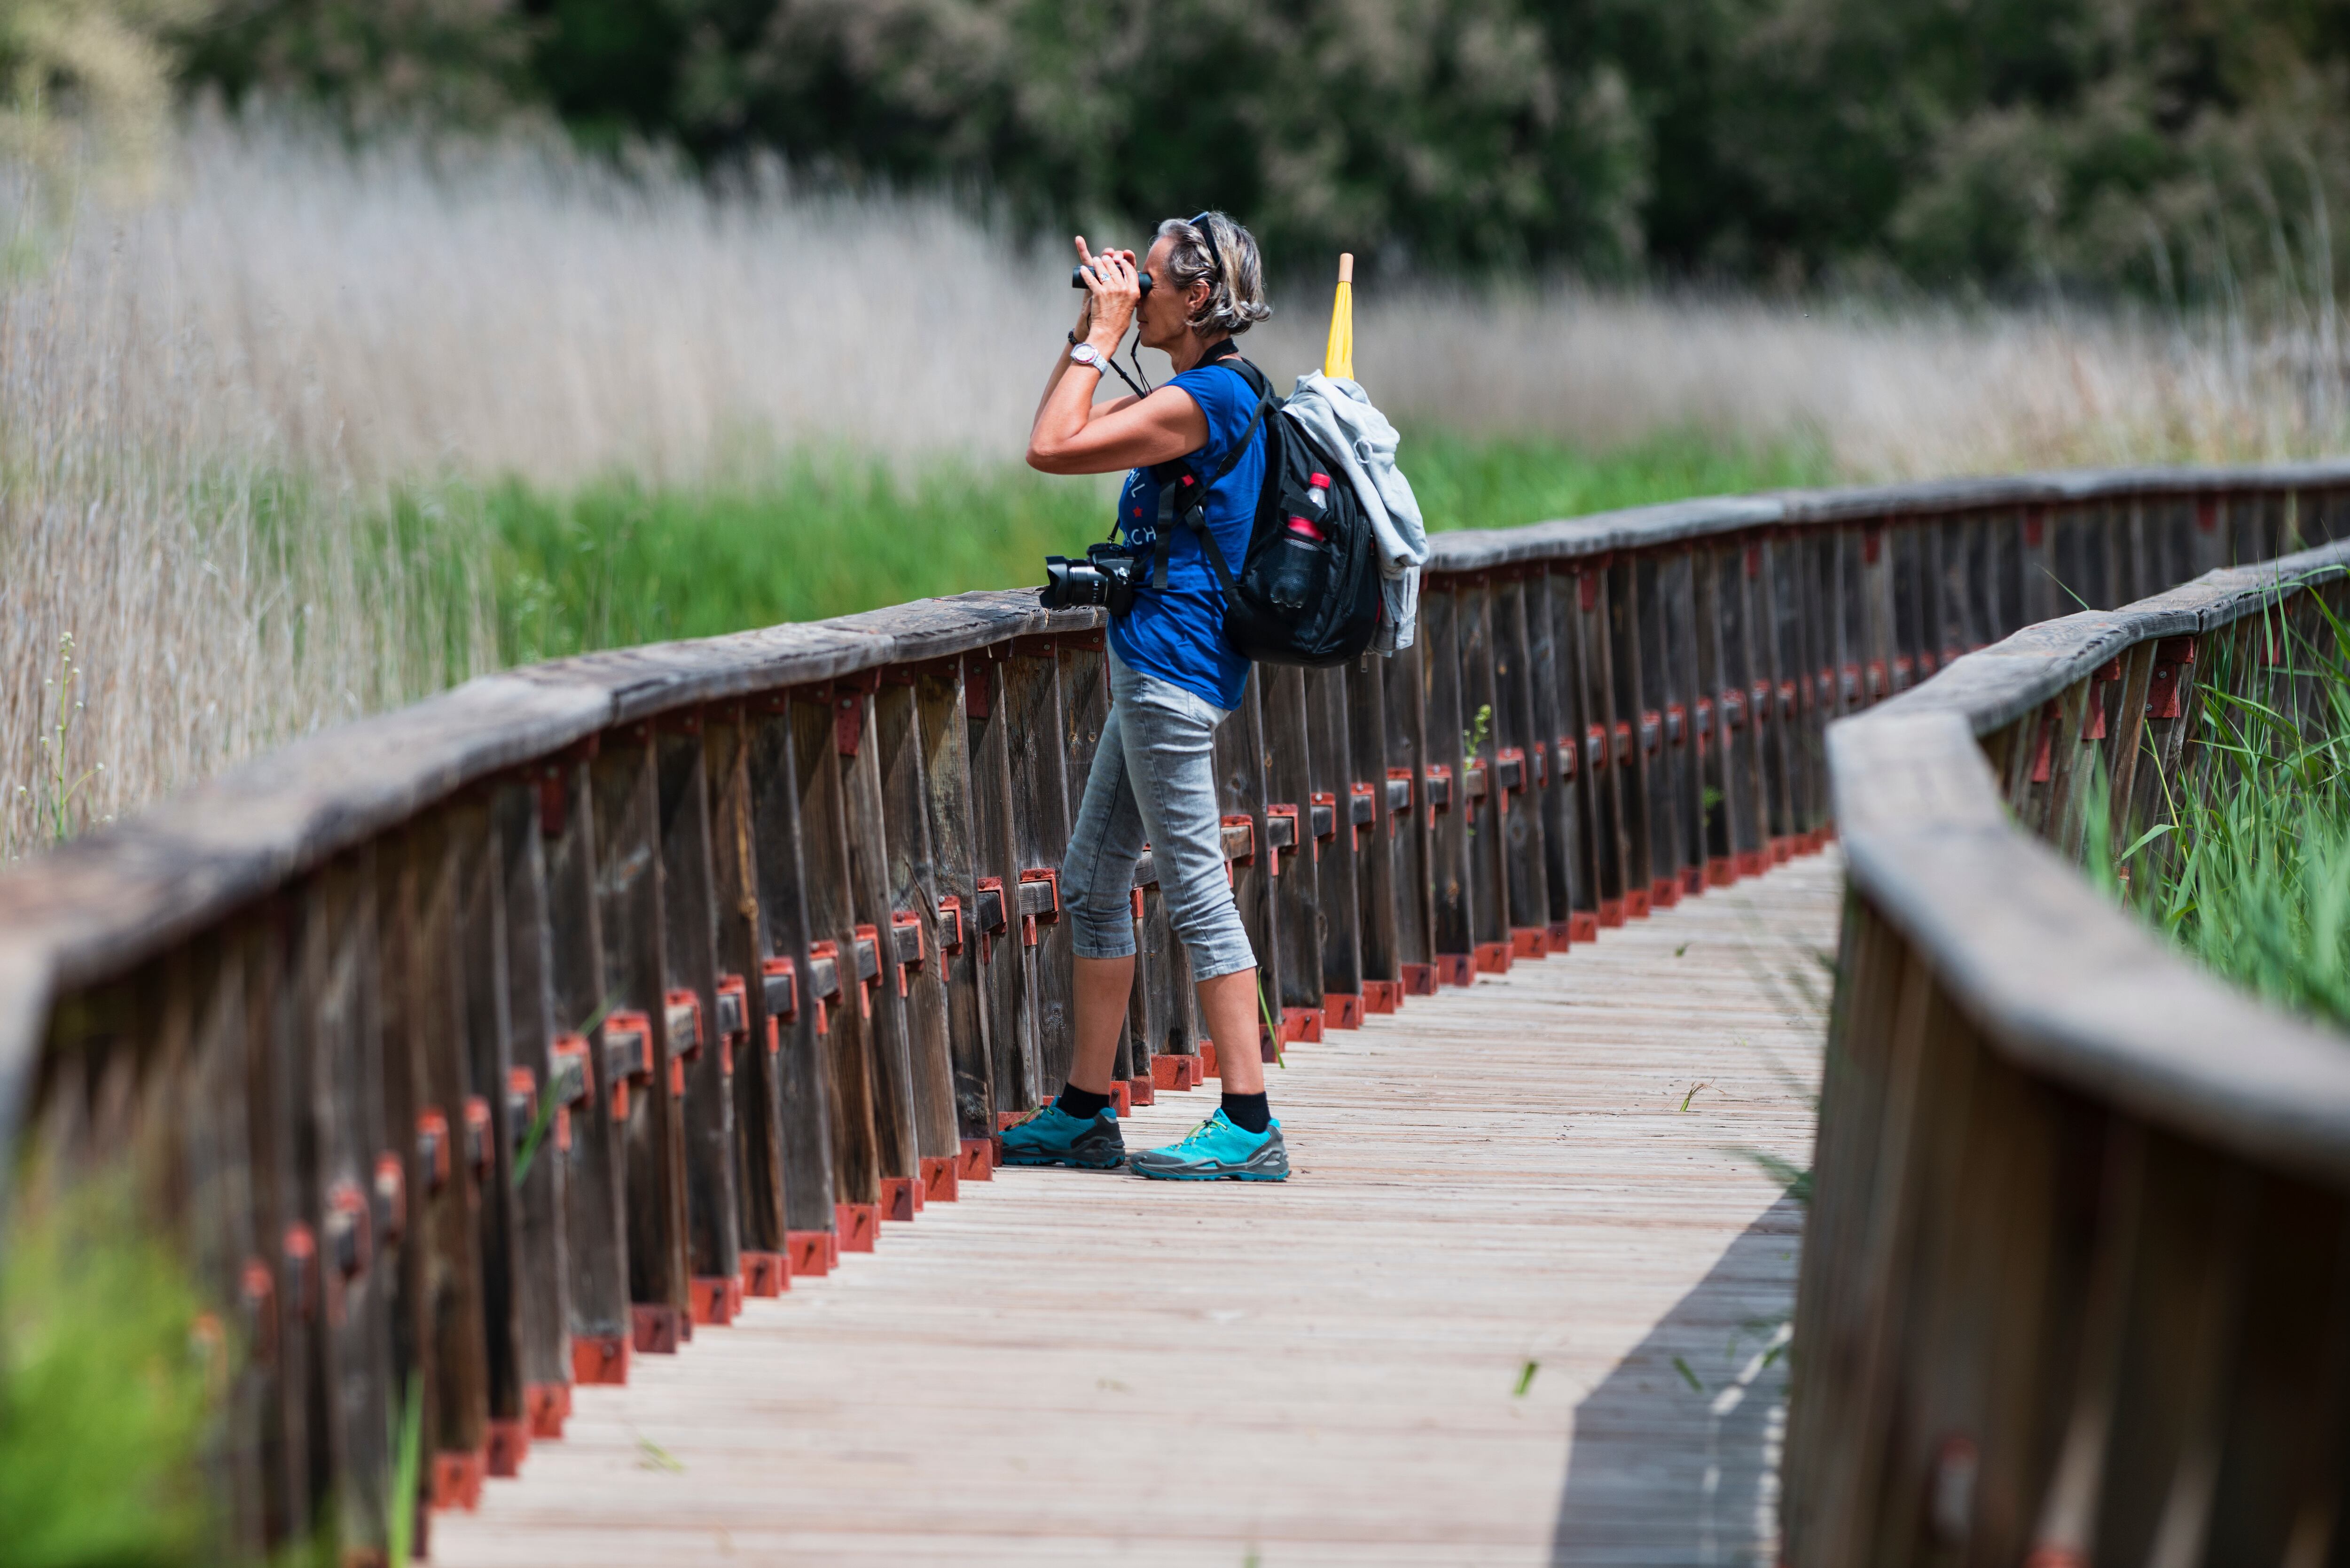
(1789, 538, 2350, 1561)
(4, 462, 2349, 1560)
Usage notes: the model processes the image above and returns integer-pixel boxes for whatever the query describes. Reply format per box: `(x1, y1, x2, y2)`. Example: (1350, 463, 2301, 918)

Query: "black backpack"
(1145, 350, 1384, 668)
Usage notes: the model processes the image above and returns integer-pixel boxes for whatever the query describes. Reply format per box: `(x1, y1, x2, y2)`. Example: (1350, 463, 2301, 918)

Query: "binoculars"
(1071, 265, 1154, 296)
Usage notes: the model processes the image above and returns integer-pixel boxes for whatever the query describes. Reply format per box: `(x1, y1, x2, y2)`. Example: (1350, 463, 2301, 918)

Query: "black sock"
(1221, 1091, 1271, 1134)
(1056, 1084, 1111, 1120)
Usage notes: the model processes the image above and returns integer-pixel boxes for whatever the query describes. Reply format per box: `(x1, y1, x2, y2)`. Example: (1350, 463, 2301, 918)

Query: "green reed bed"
(2110, 591, 2350, 1032)
(458, 431, 1829, 663)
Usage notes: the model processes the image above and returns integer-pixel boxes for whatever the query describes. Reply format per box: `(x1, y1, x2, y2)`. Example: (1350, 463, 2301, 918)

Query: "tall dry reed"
(8, 113, 2350, 853)
(0, 192, 490, 858)
(82, 116, 2350, 488)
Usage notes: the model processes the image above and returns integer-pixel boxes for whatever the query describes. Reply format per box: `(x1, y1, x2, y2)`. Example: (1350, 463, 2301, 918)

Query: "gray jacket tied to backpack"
(1281, 372, 1430, 653)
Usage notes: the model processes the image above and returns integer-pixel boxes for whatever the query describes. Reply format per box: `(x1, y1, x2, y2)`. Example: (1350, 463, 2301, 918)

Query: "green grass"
(2103, 589, 2350, 1031)
(0, 1183, 212, 1568)
(454, 430, 1829, 663)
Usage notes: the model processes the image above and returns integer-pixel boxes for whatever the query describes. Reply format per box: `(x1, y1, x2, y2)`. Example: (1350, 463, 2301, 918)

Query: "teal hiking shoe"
(1129, 1110, 1289, 1182)
(998, 1102, 1126, 1170)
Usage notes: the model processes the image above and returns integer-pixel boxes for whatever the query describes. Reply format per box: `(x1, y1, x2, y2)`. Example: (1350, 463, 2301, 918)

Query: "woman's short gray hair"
(1156, 211, 1273, 337)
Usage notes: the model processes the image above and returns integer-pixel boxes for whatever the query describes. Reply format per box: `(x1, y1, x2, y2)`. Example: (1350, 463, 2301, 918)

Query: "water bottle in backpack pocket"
(1268, 472, 1337, 610)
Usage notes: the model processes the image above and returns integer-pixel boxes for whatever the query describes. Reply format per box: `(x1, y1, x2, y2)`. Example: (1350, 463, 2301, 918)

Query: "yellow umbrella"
(1323, 252, 1354, 381)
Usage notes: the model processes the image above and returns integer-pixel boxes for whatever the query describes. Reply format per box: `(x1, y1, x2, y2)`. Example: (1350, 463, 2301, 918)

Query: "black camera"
(1041, 540, 1149, 614)
(1071, 265, 1154, 297)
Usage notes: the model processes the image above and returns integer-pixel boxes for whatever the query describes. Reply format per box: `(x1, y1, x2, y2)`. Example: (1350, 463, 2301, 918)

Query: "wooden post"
(590, 729, 690, 1350)
(1419, 580, 1473, 978)
(1608, 554, 1657, 915)
(964, 647, 1035, 1116)
(875, 670, 963, 1205)
(538, 751, 631, 1383)
(1212, 672, 1282, 1058)
(1305, 663, 1366, 1024)
(1378, 637, 1438, 995)
(1492, 570, 1554, 953)
(1458, 575, 1513, 970)
(914, 662, 997, 1170)
(789, 687, 881, 1251)
(703, 706, 785, 1294)
(454, 794, 527, 1474)
(1004, 640, 1073, 1094)
(1261, 663, 1324, 1034)
(836, 675, 923, 1226)
(744, 698, 838, 1272)
(492, 780, 573, 1436)
(307, 851, 395, 1556)
(412, 808, 493, 1507)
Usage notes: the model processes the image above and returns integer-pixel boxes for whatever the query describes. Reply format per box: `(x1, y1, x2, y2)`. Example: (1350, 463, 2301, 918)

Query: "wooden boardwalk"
(434, 854, 1841, 1568)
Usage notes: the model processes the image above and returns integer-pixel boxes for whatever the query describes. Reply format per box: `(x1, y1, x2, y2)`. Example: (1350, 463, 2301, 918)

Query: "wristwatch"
(1068, 341, 1108, 373)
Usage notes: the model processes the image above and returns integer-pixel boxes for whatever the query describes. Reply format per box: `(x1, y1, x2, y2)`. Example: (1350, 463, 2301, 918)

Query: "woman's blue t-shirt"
(1107, 360, 1264, 712)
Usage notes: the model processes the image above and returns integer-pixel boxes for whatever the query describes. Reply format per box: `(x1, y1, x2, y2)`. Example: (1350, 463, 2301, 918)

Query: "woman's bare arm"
(1028, 239, 1208, 475)
(1028, 384, 1207, 474)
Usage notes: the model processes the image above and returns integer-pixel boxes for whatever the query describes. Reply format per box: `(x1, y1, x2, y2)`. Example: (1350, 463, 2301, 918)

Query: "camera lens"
(1041, 556, 1108, 610)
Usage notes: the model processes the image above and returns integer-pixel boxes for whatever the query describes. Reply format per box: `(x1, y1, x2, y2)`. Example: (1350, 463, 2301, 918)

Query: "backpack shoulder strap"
(1148, 356, 1276, 593)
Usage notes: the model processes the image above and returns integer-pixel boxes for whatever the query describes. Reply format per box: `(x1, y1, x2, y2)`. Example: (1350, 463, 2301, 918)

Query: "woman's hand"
(1073, 236, 1140, 351)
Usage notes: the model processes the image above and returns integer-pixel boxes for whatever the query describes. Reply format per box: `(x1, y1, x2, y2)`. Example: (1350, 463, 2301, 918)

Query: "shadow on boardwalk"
(1551, 1194, 1806, 1567)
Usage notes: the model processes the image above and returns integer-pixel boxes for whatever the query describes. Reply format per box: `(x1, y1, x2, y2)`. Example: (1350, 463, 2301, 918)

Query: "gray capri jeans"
(1059, 652, 1259, 981)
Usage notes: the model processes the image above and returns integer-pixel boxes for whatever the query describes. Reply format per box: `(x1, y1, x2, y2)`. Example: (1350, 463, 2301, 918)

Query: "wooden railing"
(1787, 533, 2350, 1563)
(2, 461, 2346, 1561)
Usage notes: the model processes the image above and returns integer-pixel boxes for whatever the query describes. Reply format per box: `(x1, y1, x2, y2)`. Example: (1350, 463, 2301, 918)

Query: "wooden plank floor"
(435, 853, 1843, 1568)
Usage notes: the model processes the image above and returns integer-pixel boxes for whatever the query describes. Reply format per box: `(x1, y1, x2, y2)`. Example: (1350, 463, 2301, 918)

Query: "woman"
(1003, 211, 1286, 1182)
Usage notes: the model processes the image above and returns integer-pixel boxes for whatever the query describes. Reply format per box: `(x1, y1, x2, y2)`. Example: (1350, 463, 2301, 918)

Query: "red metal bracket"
(1265, 804, 1300, 875)
(834, 689, 864, 756)
(849, 925, 880, 1014)
(973, 878, 1007, 962)
(2029, 700, 2059, 784)
(602, 1009, 653, 1121)
(836, 1202, 879, 1253)
(630, 1304, 681, 1356)
(1385, 767, 1414, 836)
(786, 1231, 834, 1277)
(1017, 867, 1060, 946)
(373, 1153, 406, 1247)
(956, 1138, 995, 1183)
(524, 1382, 571, 1439)
(415, 1108, 451, 1194)
(2146, 636, 2197, 719)
(741, 1252, 790, 1298)
(1309, 790, 1339, 850)
(572, 1334, 628, 1387)
(962, 653, 993, 718)
(936, 895, 964, 956)
(326, 1180, 369, 1281)
(1423, 764, 1454, 813)
(664, 989, 704, 1068)
(921, 1155, 960, 1204)
(2025, 507, 2047, 548)
(505, 1066, 537, 1158)
(1221, 814, 1256, 865)
(690, 1274, 742, 1326)
(1348, 781, 1377, 849)
(282, 1221, 318, 1325)
(2082, 657, 2121, 741)
(804, 946, 840, 1036)
(887, 910, 925, 995)
(759, 957, 797, 1051)
(1555, 735, 1578, 782)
